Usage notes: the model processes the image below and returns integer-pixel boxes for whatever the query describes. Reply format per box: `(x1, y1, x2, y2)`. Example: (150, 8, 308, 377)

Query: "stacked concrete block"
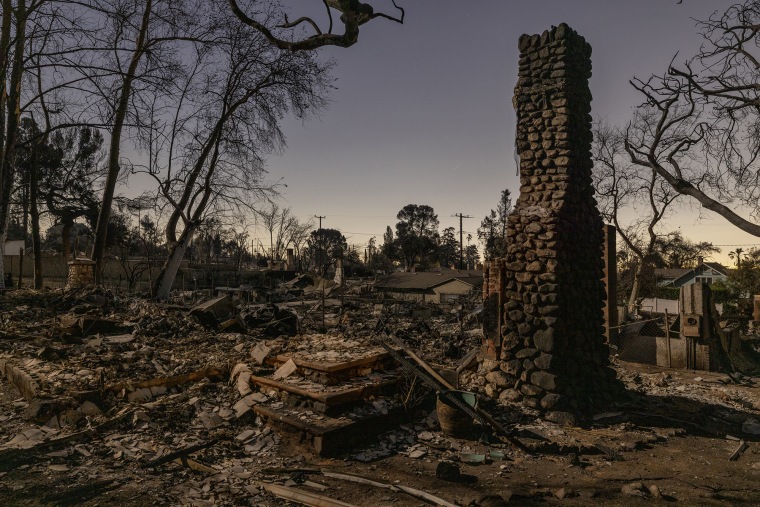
(482, 24, 619, 425)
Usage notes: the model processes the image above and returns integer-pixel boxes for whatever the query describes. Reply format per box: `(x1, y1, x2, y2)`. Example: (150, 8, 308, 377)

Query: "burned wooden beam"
(106, 366, 227, 397)
(142, 439, 219, 469)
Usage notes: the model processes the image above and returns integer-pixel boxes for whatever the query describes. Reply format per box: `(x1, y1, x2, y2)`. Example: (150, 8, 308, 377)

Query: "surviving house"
(374, 268, 483, 303)
(655, 258, 730, 288)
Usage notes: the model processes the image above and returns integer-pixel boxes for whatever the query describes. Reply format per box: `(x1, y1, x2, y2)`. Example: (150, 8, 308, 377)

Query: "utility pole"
(314, 215, 325, 274)
(452, 213, 473, 270)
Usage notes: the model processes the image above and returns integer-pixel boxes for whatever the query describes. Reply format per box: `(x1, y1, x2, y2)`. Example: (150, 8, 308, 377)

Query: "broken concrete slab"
(250, 342, 272, 365)
(233, 392, 268, 419)
(272, 359, 298, 381)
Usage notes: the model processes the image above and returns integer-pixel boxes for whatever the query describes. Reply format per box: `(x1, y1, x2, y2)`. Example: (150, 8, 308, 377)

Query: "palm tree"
(729, 248, 745, 269)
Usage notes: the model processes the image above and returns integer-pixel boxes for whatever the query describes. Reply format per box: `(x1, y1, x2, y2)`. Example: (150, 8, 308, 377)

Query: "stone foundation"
(482, 24, 619, 424)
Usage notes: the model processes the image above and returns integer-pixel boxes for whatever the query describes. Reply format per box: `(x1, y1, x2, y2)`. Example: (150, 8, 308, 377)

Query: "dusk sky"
(260, 0, 753, 264)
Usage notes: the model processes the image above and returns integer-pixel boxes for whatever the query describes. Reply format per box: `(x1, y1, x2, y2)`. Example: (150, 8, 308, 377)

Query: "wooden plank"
(387, 334, 455, 390)
(143, 439, 218, 468)
(262, 483, 358, 507)
(268, 351, 390, 374)
(729, 440, 748, 461)
(321, 472, 458, 507)
(106, 366, 226, 394)
(249, 375, 398, 407)
(252, 404, 349, 436)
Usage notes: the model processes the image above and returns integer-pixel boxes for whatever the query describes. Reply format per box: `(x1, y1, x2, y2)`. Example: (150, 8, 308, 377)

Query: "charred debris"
(1, 273, 760, 505)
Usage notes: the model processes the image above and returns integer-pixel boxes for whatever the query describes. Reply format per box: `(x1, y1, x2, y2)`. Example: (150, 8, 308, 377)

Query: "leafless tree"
(257, 202, 283, 261)
(145, 4, 331, 299)
(228, 0, 404, 52)
(625, 0, 760, 238)
(0, 0, 31, 288)
(285, 215, 313, 270)
(256, 204, 312, 263)
(593, 120, 680, 314)
(82, 0, 216, 282)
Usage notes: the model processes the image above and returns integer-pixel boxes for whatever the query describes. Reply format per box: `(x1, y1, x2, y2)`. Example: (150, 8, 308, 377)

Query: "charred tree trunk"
(628, 260, 643, 315)
(29, 146, 42, 288)
(61, 220, 72, 261)
(153, 224, 196, 300)
(0, 0, 26, 289)
(91, 0, 152, 283)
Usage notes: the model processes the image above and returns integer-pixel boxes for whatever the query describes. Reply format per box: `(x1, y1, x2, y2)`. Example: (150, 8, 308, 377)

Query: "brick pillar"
(481, 24, 619, 425)
(483, 260, 505, 359)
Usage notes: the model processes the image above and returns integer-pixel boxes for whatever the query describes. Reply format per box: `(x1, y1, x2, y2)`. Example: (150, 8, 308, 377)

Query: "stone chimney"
(481, 24, 620, 425)
(66, 258, 96, 289)
(334, 258, 344, 286)
(286, 248, 295, 270)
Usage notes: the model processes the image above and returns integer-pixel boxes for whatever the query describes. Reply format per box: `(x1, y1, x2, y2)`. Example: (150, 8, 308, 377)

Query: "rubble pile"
(3, 285, 760, 505)
(0, 286, 488, 505)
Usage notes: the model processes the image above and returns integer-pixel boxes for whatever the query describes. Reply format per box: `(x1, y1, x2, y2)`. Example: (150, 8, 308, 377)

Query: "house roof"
(703, 262, 730, 277)
(654, 268, 691, 280)
(655, 262, 729, 281)
(665, 262, 730, 287)
(374, 268, 483, 292)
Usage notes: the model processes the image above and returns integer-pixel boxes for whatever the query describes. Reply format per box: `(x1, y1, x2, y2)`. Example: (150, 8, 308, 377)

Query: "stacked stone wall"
(66, 259, 95, 289)
(482, 24, 618, 425)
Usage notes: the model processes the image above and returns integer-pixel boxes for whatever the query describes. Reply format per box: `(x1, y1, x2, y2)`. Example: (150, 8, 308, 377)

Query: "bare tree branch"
(227, 0, 403, 52)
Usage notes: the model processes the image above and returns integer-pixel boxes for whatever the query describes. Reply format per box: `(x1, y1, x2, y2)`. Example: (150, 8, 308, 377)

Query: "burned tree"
(592, 120, 680, 314)
(0, 0, 29, 289)
(623, 0, 760, 239)
(228, 0, 404, 52)
(87, 0, 212, 283)
(147, 4, 331, 300)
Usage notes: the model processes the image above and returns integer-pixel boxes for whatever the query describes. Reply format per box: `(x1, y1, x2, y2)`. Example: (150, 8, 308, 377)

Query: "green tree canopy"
(307, 228, 347, 273)
(394, 204, 439, 269)
(478, 189, 512, 260)
(437, 226, 458, 268)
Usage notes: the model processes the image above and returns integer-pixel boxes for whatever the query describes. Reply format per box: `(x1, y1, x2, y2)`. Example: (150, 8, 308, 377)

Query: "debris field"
(2, 286, 760, 506)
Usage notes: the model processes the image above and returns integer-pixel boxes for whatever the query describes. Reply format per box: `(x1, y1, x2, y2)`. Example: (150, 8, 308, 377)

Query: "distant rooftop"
(374, 268, 483, 292)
